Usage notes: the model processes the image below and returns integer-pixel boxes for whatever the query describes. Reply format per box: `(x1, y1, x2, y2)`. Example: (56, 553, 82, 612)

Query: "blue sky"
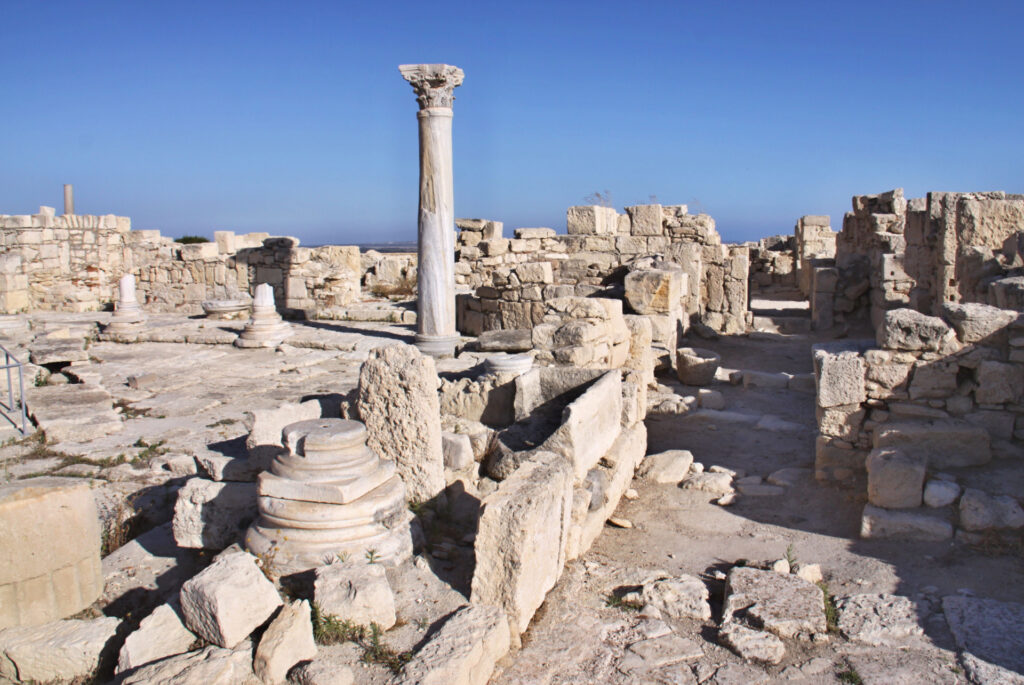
(2, 1, 1021, 245)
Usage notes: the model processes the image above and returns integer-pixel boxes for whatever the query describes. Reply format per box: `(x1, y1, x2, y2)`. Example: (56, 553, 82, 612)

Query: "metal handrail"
(0, 345, 28, 435)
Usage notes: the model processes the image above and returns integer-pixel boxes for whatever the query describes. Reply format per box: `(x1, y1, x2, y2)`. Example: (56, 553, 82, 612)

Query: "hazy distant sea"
(305, 241, 418, 253)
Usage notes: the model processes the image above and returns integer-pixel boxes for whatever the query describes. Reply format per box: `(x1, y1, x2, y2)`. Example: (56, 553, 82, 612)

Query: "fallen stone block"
(959, 488, 1024, 531)
(0, 478, 103, 629)
(627, 634, 703, 667)
(641, 574, 711, 621)
(172, 478, 257, 550)
(866, 448, 925, 509)
(179, 551, 283, 648)
(116, 601, 196, 675)
(25, 385, 124, 443)
(877, 308, 955, 352)
(477, 329, 532, 352)
(638, 450, 694, 484)
(392, 604, 510, 685)
(442, 432, 475, 470)
(860, 504, 953, 540)
(923, 479, 960, 508)
(254, 600, 317, 685)
(680, 471, 734, 495)
(314, 562, 396, 629)
(244, 399, 322, 462)
(836, 593, 924, 646)
(718, 623, 784, 664)
(942, 302, 1017, 344)
(723, 567, 826, 638)
(120, 640, 259, 685)
(544, 370, 622, 480)
(0, 617, 120, 684)
(294, 657, 354, 684)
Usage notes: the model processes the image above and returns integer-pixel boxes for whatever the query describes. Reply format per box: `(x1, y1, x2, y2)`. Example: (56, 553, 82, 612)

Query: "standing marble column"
(399, 63, 464, 358)
(63, 184, 74, 215)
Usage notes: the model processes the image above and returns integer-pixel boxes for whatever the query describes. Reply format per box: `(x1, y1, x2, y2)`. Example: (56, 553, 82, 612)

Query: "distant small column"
(63, 184, 74, 215)
(106, 274, 145, 335)
(235, 283, 292, 348)
(399, 63, 464, 358)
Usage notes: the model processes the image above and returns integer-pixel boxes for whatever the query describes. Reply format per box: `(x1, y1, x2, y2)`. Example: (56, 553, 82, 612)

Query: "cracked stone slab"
(641, 574, 711, 621)
(723, 566, 826, 638)
(25, 384, 124, 443)
(718, 623, 785, 664)
(628, 634, 703, 667)
(943, 595, 1024, 685)
(836, 593, 925, 646)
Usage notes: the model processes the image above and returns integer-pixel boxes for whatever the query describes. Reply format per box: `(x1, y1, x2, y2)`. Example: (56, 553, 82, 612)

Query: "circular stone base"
(415, 333, 458, 358)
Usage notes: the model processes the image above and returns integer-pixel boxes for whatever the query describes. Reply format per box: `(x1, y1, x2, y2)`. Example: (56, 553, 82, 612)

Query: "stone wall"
(747, 235, 797, 293)
(455, 203, 751, 337)
(813, 305, 1024, 540)
(0, 209, 361, 317)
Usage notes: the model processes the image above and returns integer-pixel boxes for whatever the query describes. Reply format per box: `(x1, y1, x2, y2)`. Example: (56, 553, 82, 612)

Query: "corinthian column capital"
(399, 63, 464, 109)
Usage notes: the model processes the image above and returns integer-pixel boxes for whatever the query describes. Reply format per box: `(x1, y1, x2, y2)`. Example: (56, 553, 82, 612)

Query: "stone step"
(752, 315, 811, 334)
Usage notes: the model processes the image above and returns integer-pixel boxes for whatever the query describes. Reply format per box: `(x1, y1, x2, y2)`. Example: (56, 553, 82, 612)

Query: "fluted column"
(399, 63, 464, 358)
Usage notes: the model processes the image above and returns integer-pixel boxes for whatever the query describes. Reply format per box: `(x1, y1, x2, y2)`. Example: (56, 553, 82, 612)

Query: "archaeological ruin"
(0, 64, 1022, 685)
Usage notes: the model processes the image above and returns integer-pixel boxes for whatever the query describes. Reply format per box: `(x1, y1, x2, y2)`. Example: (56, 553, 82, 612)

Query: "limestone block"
(120, 640, 258, 685)
(172, 478, 257, 550)
(624, 269, 681, 315)
(514, 261, 552, 284)
(719, 623, 784, 664)
(641, 574, 711, 620)
(874, 420, 990, 469)
(314, 563, 396, 629)
(877, 309, 955, 352)
(860, 504, 953, 540)
(923, 479, 960, 508)
(180, 242, 220, 260)
(908, 360, 958, 400)
(254, 600, 317, 685)
(514, 227, 555, 239)
(566, 205, 616, 235)
(623, 315, 655, 386)
(0, 617, 120, 684)
(835, 593, 924, 646)
(866, 448, 925, 509)
(442, 432, 475, 470)
(357, 344, 445, 503)
(676, 347, 720, 386)
(544, 371, 622, 480)
(472, 452, 573, 636)
(116, 601, 196, 674)
(723, 567, 826, 638)
(244, 399, 322, 462)
(959, 488, 1024, 531)
(179, 551, 283, 648)
(626, 204, 664, 236)
(816, 404, 865, 441)
(0, 478, 103, 629)
(638, 450, 694, 484)
(975, 360, 1023, 405)
(813, 344, 866, 408)
(942, 302, 1017, 343)
(392, 604, 510, 685)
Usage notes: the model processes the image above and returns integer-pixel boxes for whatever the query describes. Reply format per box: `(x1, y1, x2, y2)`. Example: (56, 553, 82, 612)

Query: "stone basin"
(201, 299, 251, 320)
(676, 346, 721, 386)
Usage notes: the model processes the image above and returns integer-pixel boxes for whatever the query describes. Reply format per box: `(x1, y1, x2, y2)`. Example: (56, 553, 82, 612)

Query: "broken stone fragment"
(254, 600, 317, 685)
(835, 593, 924, 646)
(866, 448, 925, 509)
(392, 604, 510, 685)
(314, 563, 396, 630)
(0, 617, 120, 684)
(859, 504, 953, 541)
(172, 478, 257, 550)
(718, 623, 785, 664)
(680, 471, 734, 496)
(120, 640, 259, 685)
(639, 449, 694, 484)
(179, 551, 283, 648)
(116, 601, 196, 674)
(723, 566, 826, 638)
(640, 574, 711, 621)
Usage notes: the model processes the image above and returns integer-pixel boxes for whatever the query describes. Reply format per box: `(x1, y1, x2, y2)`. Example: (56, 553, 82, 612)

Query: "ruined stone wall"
(0, 209, 361, 317)
(813, 305, 1024, 539)
(455, 203, 750, 336)
(747, 235, 797, 293)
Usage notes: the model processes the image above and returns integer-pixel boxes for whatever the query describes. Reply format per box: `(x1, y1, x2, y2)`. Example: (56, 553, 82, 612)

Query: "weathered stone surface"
(172, 478, 257, 550)
(923, 479, 960, 508)
(244, 399, 322, 462)
(357, 344, 445, 503)
(959, 488, 1024, 531)
(117, 601, 196, 674)
(877, 309, 955, 352)
(723, 567, 825, 638)
(254, 600, 317, 685)
(294, 658, 354, 685)
(942, 302, 1017, 343)
(718, 623, 784, 664)
(179, 551, 283, 648)
(0, 478, 103, 629)
(975, 360, 1024, 405)
(641, 574, 711, 621)
(873, 420, 990, 469)
(25, 384, 124, 443)
(628, 634, 704, 666)
(860, 504, 953, 540)
(907, 360, 958, 400)
(680, 471, 734, 495)
(477, 329, 532, 352)
(0, 617, 119, 684)
(625, 269, 681, 315)
(471, 452, 572, 636)
(626, 204, 664, 236)
(836, 593, 924, 646)
(392, 604, 510, 685)
(28, 337, 89, 365)
(314, 563, 396, 629)
(943, 596, 1024, 685)
(813, 343, 866, 408)
(544, 371, 622, 480)
(567, 205, 617, 236)
(639, 450, 694, 484)
(121, 640, 259, 685)
(442, 432, 475, 470)
(676, 347, 720, 386)
(866, 448, 925, 509)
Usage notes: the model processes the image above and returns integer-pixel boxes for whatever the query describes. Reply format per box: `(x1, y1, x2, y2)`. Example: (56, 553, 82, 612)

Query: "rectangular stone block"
(813, 343, 867, 408)
(626, 204, 664, 236)
(566, 206, 616, 235)
(873, 420, 990, 469)
(544, 371, 623, 480)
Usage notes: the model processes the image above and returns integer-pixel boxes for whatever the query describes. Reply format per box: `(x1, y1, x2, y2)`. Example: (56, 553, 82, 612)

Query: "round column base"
(414, 333, 458, 359)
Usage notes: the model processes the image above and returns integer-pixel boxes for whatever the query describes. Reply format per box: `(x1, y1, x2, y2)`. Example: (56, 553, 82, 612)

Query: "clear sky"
(2, 1, 1022, 245)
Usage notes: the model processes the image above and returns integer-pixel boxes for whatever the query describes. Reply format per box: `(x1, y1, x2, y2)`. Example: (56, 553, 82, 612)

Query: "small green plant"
(132, 439, 167, 462)
(818, 581, 839, 633)
(175, 235, 210, 244)
(365, 548, 380, 564)
(785, 543, 798, 569)
(101, 497, 139, 556)
(362, 622, 412, 672)
(205, 418, 238, 428)
(34, 372, 47, 387)
(310, 606, 411, 673)
(604, 593, 641, 612)
(254, 543, 280, 581)
(837, 667, 863, 684)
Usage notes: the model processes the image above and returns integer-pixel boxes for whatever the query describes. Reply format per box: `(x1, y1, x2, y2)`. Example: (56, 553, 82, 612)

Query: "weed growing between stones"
(785, 543, 798, 569)
(132, 438, 167, 462)
(837, 665, 863, 684)
(818, 581, 839, 633)
(604, 593, 641, 612)
(101, 497, 140, 557)
(311, 604, 412, 673)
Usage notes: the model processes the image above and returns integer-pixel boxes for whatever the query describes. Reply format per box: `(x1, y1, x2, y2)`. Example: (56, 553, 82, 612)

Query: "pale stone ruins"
(0, 65, 1023, 685)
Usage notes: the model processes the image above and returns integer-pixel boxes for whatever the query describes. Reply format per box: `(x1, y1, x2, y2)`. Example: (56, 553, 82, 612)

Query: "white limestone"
(234, 283, 292, 348)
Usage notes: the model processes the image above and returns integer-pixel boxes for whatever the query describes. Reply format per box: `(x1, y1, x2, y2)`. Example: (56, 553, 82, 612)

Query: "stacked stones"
(812, 305, 1024, 541)
(234, 284, 291, 348)
(531, 297, 631, 369)
(245, 418, 413, 573)
(105, 274, 146, 335)
(747, 235, 797, 292)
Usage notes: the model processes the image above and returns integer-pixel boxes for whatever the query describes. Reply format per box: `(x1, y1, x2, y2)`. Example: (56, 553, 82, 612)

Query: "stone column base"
(415, 333, 458, 358)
